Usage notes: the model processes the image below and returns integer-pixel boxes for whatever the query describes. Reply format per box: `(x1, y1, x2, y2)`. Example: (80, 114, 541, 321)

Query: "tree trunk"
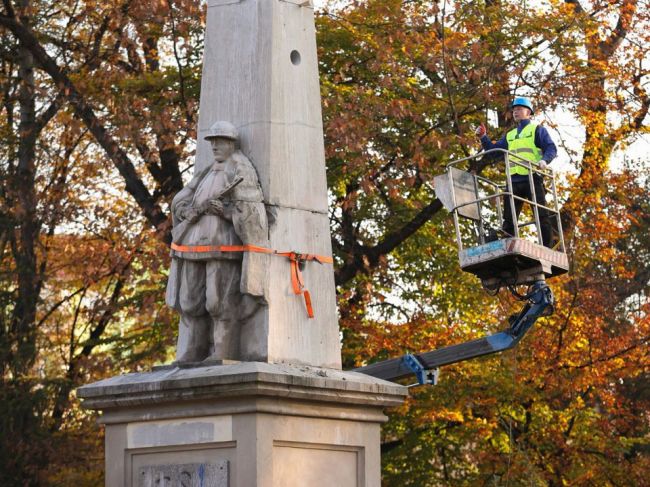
(11, 0, 40, 375)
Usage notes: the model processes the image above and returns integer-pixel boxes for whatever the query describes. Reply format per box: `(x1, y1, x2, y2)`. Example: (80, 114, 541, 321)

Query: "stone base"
(78, 362, 407, 487)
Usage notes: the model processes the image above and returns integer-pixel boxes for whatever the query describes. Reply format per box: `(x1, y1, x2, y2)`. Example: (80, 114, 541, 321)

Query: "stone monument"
(78, 1, 407, 486)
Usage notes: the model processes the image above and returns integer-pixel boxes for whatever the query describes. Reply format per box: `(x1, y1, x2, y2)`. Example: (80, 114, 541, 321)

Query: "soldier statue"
(166, 121, 269, 362)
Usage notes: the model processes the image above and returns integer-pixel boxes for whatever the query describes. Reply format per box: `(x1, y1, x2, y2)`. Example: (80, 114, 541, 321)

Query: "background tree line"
(0, 0, 648, 484)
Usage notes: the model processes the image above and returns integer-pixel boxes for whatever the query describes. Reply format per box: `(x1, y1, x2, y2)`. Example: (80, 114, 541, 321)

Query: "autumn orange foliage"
(0, 0, 648, 485)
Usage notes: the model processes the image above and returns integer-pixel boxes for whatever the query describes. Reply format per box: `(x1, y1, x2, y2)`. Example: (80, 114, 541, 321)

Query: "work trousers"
(503, 176, 553, 247)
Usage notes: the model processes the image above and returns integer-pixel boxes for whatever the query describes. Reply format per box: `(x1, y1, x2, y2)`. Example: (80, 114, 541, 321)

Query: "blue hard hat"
(512, 96, 534, 115)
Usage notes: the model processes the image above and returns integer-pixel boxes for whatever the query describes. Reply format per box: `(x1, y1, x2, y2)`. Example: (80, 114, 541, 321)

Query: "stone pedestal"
(78, 363, 407, 487)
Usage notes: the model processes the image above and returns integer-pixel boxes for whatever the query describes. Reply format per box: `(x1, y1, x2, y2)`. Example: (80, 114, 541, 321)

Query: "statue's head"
(205, 121, 238, 162)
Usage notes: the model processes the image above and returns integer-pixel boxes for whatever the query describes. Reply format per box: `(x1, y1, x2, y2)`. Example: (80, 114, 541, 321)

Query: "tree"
(0, 0, 648, 484)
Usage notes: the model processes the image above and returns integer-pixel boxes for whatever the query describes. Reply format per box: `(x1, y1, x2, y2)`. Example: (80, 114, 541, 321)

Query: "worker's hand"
(538, 160, 548, 170)
(207, 199, 224, 216)
(475, 123, 487, 138)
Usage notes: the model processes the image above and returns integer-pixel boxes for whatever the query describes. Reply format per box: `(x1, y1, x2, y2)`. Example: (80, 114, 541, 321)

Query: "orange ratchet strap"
(170, 243, 333, 318)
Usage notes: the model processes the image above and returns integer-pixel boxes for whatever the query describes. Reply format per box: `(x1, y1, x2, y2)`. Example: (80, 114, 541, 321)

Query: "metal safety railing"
(435, 149, 566, 253)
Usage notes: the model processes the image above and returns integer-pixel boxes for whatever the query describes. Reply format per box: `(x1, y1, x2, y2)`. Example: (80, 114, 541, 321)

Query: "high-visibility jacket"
(506, 123, 543, 176)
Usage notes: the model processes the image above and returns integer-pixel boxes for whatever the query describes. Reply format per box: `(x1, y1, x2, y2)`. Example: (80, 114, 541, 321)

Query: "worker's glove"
(475, 123, 487, 138)
(538, 160, 548, 170)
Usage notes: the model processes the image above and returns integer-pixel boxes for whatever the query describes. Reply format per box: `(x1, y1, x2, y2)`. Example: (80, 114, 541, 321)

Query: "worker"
(475, 96, 557, 247)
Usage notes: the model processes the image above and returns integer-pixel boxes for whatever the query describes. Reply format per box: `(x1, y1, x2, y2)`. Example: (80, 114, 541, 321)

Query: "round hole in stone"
(290, 50, 301, 66)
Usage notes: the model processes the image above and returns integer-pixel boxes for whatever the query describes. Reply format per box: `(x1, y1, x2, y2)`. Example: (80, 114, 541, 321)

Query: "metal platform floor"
(459, 238, 568, 288)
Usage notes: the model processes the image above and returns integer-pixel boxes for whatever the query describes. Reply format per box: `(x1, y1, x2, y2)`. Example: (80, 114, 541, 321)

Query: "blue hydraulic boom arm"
(353, 280, 554, 385)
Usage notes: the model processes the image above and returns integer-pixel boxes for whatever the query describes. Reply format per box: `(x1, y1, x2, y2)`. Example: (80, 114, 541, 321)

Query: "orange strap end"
(303, 290, 314, 319)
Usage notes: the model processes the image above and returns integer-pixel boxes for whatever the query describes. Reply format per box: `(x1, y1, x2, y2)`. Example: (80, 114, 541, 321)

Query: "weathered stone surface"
(77, 362, 406, 412)
(196, 1, 327, 211)
(139, 462, 228, 487)
(265, 208, 338, 366)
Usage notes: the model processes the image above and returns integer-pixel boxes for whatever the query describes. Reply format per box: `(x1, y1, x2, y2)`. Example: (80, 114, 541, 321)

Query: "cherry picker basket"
(434, 149, 569, 291)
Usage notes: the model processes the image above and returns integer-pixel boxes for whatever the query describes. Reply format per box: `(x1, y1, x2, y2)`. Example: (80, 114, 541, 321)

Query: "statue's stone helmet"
(204, 121, 239, 141)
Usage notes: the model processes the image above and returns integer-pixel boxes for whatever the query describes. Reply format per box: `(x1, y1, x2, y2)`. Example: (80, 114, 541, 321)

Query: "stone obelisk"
(78, 2, 406, 486)
(192, 0, 340, 368)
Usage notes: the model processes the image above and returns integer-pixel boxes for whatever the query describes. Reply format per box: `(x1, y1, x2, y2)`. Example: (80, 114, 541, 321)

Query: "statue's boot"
(205, 319, 239, 361)
(175, 314, 211, 363)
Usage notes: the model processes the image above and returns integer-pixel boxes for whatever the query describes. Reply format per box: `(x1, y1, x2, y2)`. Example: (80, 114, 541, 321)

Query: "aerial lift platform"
(355, 149, 569, 385)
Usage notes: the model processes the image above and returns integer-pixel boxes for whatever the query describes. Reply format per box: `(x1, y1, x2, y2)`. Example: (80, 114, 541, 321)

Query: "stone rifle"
(171, 175, 244, 243)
